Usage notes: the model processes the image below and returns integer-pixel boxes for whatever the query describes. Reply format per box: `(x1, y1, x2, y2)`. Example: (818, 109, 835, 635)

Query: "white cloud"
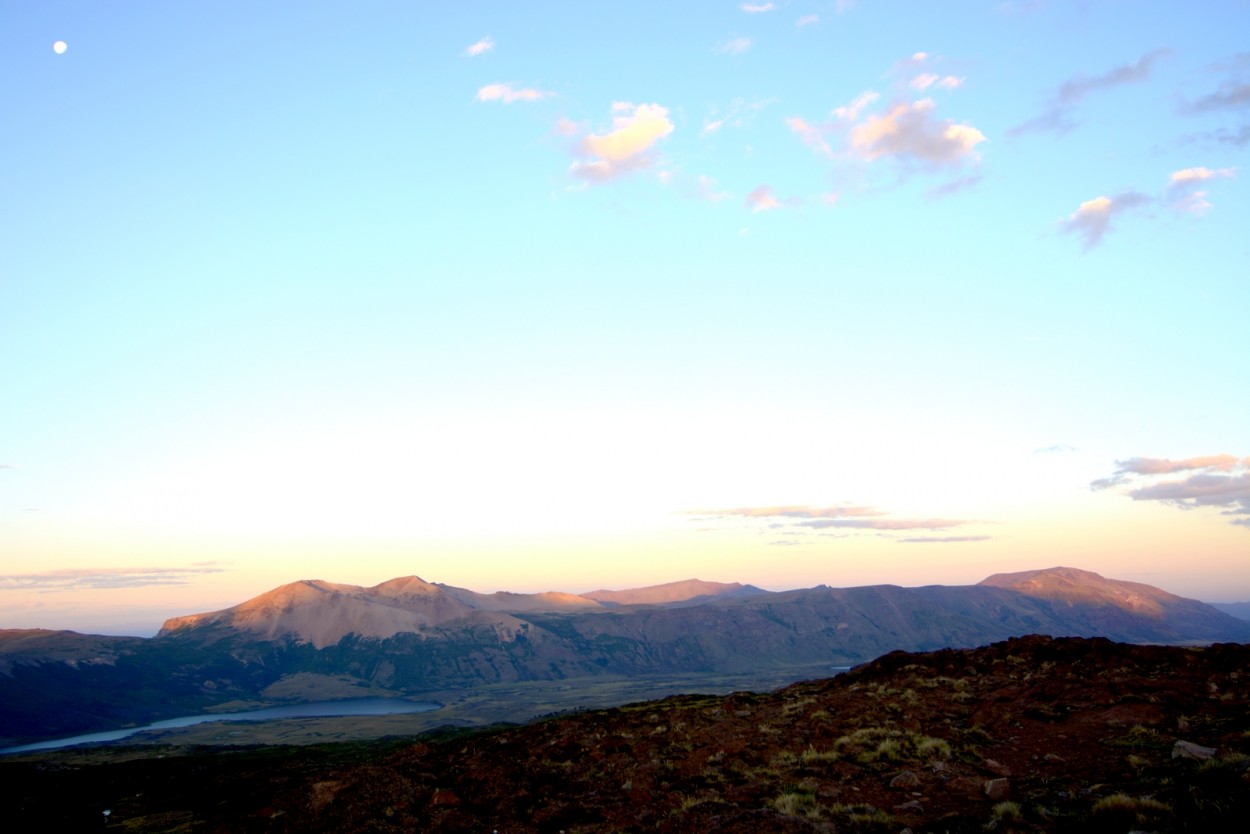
(848, 99, 986, 165)
(1058, 191, 1150, 249)
(796, 14, 819, 28)
(1169, 166, 1236, 185)
(1167, 166, 1235, 215)
(569, 102, 675, 183)
(463, 36, 495, 57)
(476, 83, 550, 104)
(740, 2, 776, 12)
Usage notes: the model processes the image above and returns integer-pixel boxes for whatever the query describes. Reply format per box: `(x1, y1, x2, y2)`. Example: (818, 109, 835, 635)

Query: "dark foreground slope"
(5, 635, 1248, 833)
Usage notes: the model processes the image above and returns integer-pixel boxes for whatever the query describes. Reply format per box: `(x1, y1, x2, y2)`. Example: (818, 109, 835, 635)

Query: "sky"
(2, 1, 1248, 636)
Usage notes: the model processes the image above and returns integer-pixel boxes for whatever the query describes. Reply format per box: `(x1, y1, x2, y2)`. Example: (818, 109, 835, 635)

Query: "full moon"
(53, 41, 68, 55)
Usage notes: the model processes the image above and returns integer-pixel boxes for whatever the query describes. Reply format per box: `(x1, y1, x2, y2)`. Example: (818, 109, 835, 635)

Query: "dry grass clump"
(1090, 792, 1172, 828)
(833, 726, 952, 765)
(772, 790, 821, 819)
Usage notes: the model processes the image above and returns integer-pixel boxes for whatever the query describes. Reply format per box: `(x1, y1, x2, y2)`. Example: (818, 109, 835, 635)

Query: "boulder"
(983, 778, 1011, 801)
(1172, 740, 1216, 761)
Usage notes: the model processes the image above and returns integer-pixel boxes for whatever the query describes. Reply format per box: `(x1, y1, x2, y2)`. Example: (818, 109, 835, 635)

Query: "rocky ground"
(5, 635, 1249, 832)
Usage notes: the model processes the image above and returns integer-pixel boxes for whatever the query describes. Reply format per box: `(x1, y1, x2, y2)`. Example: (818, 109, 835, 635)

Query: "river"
(0, 697, 441, 756)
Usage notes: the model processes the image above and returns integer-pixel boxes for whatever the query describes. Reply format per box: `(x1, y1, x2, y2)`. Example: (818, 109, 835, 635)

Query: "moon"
(53, 41, 68, 55)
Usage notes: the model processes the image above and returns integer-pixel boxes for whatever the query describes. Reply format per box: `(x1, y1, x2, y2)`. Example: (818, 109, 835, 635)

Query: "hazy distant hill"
(582, 578, 767, 607)
(1209, 601, 1250, 621)
(2, 567, 1247, 743)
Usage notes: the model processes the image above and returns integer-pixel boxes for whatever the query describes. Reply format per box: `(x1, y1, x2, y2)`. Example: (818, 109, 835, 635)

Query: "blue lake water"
(0, 697, 441, 756)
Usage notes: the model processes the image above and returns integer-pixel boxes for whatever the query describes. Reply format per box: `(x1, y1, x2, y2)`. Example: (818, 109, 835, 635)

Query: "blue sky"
(2, 1, 1248, 634)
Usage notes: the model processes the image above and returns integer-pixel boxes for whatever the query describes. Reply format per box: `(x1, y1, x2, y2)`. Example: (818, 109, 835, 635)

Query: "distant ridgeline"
(2, 567, 1247, 743)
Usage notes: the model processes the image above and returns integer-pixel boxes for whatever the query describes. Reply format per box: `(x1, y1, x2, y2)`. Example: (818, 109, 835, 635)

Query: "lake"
(0, 697, 441, 756)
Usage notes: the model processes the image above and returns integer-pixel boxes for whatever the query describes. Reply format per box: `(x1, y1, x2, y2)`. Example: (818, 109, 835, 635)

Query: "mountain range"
(2, 566, 1247, 745)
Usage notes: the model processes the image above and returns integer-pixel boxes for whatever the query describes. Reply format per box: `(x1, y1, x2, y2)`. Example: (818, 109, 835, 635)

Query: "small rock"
(894, 800, 924, 813)
(947, 776, 984, 794)
(890, 770, 921, 789)
(984, 778, 1011, 801)
(1043, 753, 1066, 764)
(983, 758, 1012, 776)
(429, 788, 461, 807)
(1172, 740, 1217, 761)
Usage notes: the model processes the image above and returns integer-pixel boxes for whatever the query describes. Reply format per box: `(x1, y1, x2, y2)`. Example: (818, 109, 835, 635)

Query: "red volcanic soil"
(7, 635, 1249, 832)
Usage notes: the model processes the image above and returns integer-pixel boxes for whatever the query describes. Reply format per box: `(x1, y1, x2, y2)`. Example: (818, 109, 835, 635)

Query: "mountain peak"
(583, 578, 763, 606)
(978, 566, 1174, 610)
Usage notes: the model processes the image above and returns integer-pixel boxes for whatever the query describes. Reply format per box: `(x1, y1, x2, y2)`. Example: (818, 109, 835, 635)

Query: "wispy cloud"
(692, 174, 732, 202)
(800, 517, 968, 531)
(1178, 53, 1250, 145)
(662, 171, 733, 203)
(1091, 455, 1250, 530)
(688, 504, 981, 538)
(911, 73, 964, 91)
(1057, 48, 1170, 104)
(740, 2, 776, 12)
(785, 116, 833, 157)
(693, 505, 887, 519)
(744, 185, 799, 212)
(701, 97, 775, 136)
(1058, 190, 1150, 250)
(833, 91, 880, 121)
(745, 185, 782, 212)
(1183, 81, 1250, 114)
(1167, 166, 1236, 214)
(569, 102, 674, 183)
(0, 565, 229, 592)
(926, 172, 983, 199)
(717, 37, 753, 55)
(1010, 48, 1170, 137)
(796, 14, 819, 28)
(463, 36, 495, 58)
(900, 535, 992, 544)
(476, 83, 551, 104)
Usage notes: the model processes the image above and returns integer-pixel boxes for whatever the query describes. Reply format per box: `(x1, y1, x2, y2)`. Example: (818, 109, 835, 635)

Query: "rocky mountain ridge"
(156, 566, 1248, 649)
(2, 567, 1247, 744)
